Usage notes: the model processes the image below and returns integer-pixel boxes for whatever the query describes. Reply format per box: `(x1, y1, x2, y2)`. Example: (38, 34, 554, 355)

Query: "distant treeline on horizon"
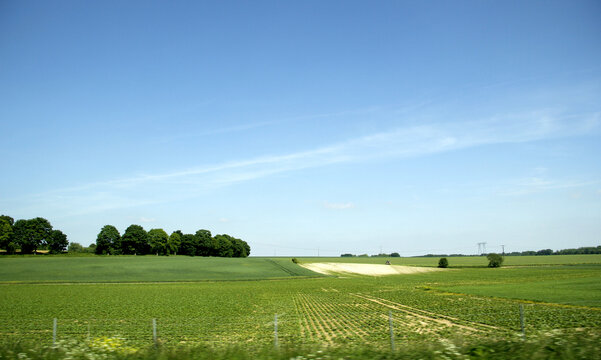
(340, 246, 601, 258)
(341, 253, 400, 258)
(419, 246, 601, 257)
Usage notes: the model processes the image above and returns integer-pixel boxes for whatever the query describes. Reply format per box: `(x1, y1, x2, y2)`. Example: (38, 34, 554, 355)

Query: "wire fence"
(0, 306, 536, 348)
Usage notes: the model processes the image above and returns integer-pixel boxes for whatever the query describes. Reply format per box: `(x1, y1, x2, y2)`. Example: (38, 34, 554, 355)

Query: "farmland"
(0, 256, 320, 282)
(0, 255, 600, 358)
(300, 254, 601, 267)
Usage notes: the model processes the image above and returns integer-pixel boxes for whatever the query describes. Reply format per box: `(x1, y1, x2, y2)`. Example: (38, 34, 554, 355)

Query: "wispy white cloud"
(154, 106, 382, 144)
(11, 109, 600, 215)
(500, 176, 597, 196)
(154, 120, 279, 144)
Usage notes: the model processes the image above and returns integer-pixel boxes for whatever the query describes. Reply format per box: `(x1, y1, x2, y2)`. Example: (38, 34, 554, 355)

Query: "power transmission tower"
(477, 242, 487, 255)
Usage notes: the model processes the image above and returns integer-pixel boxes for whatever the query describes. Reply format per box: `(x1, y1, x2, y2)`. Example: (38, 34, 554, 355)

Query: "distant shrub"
(340, 253, 355, 257)
(487, 253, 504, 268)
(438, 257, 448, 268)
(291, 258, 298, 264)
(68, 242, 84, 253)
(390, 252, 400, 257)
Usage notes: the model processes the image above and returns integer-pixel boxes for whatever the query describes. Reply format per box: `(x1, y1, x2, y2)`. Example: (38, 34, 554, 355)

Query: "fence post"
(152, 318, 157, 346)
(388, 311, 395, 351)
(274, 314, 279, 348)
(52, 318, 57, 346)
(519, 304, 525, 339)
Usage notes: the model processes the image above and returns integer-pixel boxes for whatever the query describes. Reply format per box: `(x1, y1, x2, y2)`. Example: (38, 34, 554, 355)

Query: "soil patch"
(300, 262, 441, 276)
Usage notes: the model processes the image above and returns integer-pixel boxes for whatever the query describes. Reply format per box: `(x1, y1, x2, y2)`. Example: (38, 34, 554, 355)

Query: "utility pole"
(501, 245, 505, 259)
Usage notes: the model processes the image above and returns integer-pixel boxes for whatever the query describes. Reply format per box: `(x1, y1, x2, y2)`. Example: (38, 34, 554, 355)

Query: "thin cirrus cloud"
(500, 177, 598, 196)
(15, 109, 601, 215)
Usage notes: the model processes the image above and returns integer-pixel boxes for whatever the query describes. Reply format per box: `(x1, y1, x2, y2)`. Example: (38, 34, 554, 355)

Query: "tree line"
(421, 245, 601, 258)
(509, 246, 601, 256)
(95, 225, 250, 257)
(0, 215, 68, 254)
(341, 252, 401, 257)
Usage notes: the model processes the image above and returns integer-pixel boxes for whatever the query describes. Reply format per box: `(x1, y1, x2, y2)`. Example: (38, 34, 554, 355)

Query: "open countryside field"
(0, 256, 321, 283)
(299, 254, 601, 267)
(1, 255, 600, 355)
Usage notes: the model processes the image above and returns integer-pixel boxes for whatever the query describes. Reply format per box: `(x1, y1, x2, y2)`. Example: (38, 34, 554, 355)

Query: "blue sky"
(1, 1, 600, 256)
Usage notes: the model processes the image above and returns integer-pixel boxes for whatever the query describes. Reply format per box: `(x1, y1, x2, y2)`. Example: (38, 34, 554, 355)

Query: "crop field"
(0, 256, 321, 282)
(0, 255, 600, 350)
(299, 254, 601, 267)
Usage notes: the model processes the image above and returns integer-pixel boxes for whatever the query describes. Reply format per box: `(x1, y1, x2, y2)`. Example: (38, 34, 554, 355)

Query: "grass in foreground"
(2, 331, 600, 360)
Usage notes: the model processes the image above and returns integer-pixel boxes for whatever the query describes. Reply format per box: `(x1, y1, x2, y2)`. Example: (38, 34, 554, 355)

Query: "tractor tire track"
(352, 293, 494, 333)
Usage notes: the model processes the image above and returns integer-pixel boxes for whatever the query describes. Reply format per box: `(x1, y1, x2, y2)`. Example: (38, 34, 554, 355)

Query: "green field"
(1, 255, 600, 356)
(0, 256, 321, 282)
(299, 254, 601, 267)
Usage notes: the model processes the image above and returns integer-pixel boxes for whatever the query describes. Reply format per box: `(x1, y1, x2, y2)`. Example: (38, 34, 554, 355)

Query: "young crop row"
(1, 266, 600, 347)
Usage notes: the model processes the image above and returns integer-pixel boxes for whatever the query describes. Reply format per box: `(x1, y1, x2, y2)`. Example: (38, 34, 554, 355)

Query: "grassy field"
(0, 255, 600, 359)
(0, 256, 321, 282)
(298, 254, 601, 267)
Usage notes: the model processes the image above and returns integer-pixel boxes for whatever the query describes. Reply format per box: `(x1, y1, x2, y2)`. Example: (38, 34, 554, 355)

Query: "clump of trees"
(438, 257, 449, 268)
(0, 215, 68, 254)
(95, 225, 250, 257)
(68, 242, 96, 253)
(487, 253, 504, 268)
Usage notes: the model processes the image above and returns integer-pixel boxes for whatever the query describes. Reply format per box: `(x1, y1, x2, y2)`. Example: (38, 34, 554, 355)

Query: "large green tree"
(120, 225, 149, 255)
(231, 237, 250, 258)
(168, 231, 181, 255)
(0, 215, 15, 253)
(178, 234, 198, 256)
(214, 234, 234, 257)
(47, 229, 68, 254)
(95, 225, 120, 255)
(13, 217, 53, 254)
(148, 228, 169, 255)
(195, 229, 213, 256)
